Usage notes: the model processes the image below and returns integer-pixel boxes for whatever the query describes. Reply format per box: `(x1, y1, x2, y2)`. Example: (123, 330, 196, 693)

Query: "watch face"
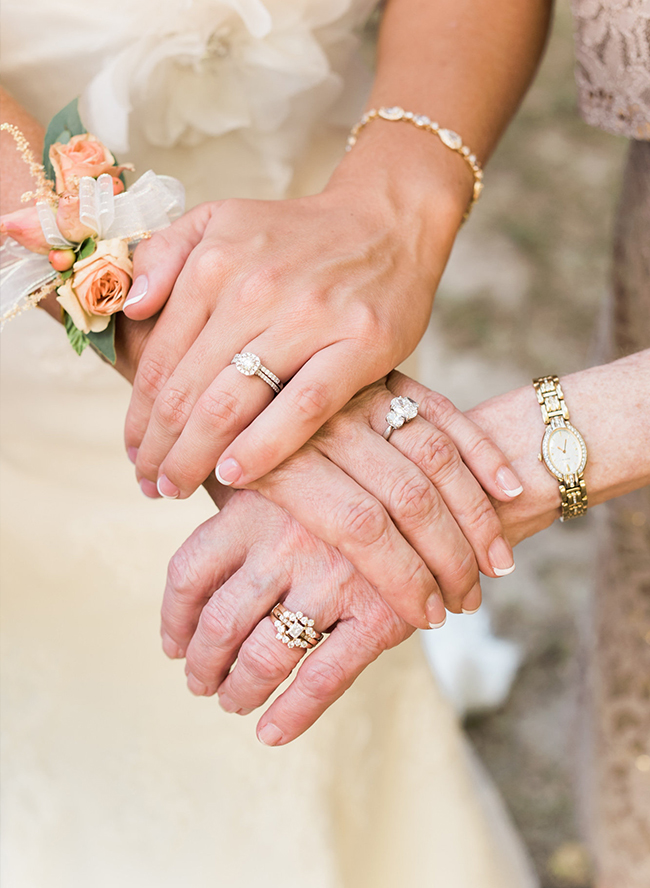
(542, 423, 587, 480)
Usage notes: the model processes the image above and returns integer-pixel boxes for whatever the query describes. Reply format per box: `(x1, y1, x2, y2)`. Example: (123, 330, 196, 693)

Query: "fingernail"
(140, 478, 160, 498)
(425, 592, 446, 628)
(488, 536, 516, 577)
(187, 673, 209, 696)
(462, 606, 481, 615)
(218, 693, 240, 714)
(461, 582, 482, 615)
(127, 446, 138, 465)
(257, 723, 283, 746)
(124, 275, 148, 307)
(157, 474, 180, 499)
(496, 466, 523, 498)
(161, 632, 184, 659)
(428, 617, 447, 629)
(215, 458, 242, 486)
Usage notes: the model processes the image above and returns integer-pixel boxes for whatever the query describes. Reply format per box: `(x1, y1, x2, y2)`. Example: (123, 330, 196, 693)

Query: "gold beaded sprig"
(0, 122, 56, 204)
(346, 107, 484, 221)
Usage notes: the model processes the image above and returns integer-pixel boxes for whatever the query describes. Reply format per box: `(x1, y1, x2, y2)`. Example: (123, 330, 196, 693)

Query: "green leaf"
(77, 237, 96, 260)
(87, 315, 117, 365)
(64, 311, 89, 356)
(59, 269, 73, 282)
(42, 98, 86, 183)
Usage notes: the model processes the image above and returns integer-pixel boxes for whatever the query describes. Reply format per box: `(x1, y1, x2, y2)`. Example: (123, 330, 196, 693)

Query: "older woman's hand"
(122, 160, 466, 499)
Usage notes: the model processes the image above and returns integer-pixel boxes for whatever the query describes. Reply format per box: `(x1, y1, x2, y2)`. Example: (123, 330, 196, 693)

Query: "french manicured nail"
(461, 582, 482, 615)
(124, 275, 148, 307)
(140, 478, 160, 498)
(496, 466, 523, 497)
(187, 673, 209, 696)
(489, 536, 516, 576)
(257, 723, 283, 746)
(215, 458, 242, 486)
(161, 632, 184, 659)
(425, 592, 447, 628)
(157, 474, 180, 499)
(127, 446, 138, 465)
(462, 606, 481, 615)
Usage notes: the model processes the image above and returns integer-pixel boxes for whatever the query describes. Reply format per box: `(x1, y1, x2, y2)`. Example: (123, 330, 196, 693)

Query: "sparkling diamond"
(413, 115, 430, 127)
(438, 129, 463, 150)
(468, 154, 476, 163)
(288, 621, 304, 639)
(281, 636, 289, 643)
(295, 612, 302, 618)
(233, 352, 260, 376)
(390, 396, 418, 420)
(379, 106, 404, 120)
(403, 111, 414, 119)
(461, 146, 470, 156)
(386, 411, 405, 429)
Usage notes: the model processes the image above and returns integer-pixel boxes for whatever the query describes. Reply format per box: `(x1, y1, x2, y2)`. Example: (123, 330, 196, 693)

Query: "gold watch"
(533, 375, 588, 521)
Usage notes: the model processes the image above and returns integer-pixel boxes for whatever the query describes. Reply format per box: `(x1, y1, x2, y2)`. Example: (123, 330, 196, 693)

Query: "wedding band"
(270, 603, 324, 650)
(231, 352, 283, 395)
(383, 396, 419, 440)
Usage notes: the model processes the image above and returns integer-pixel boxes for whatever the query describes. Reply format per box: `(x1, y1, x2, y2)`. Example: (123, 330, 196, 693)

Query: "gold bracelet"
(345, 107, 484, 221)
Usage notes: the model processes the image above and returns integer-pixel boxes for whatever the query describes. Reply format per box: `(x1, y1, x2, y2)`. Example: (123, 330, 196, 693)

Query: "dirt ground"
(418, 3, 629, 886)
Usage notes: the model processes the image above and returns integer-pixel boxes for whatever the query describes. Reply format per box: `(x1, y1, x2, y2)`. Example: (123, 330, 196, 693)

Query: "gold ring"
(270, 603, 324, 650)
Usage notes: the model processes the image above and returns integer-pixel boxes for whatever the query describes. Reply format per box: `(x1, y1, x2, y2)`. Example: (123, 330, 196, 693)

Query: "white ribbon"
(1, 171, 185, 326)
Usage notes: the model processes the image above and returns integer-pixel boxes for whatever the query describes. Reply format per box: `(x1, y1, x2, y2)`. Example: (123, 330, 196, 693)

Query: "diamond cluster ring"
(231, 352, 283, 395)
(383, 396, 419, 440)
(271, 603, 324, 650)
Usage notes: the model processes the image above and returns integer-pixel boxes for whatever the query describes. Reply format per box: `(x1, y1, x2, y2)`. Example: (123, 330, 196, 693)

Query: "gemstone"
(288, 621, 304, 639)
(403, 111, 414, 119)
(233, 352, 260, 376)
(461, 146, 470, 156)
(390, 396, 419, 420)
(386, 411, 405, 429)
(438, 129, 463, 150)
(413, 115, 430, 127)
(379, 106, 404, 120)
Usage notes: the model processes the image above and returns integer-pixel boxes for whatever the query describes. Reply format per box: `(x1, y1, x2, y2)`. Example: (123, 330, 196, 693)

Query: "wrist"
(328, 117, 472, 255)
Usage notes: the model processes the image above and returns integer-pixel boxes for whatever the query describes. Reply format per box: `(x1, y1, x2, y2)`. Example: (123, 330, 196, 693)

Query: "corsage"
(0, 99, 184, 363)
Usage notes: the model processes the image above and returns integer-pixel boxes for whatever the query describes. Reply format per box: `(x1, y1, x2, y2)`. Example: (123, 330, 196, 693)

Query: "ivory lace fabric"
(0, 1, 537, 885)
(572, 0, 650, 139)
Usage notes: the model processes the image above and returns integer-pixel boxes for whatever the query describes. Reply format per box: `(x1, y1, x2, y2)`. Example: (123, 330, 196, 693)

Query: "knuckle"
(414, 432, 461, 484)
(467, 496, 499, 537)
(199, 596, 241, 651)
(419, 391, 458, 429)
(195, 388, 243, 430)
(442, 548, 479, 601)
(136, 355, 171, 402)
(239, 638, 288, 683)
(189, 244, 225, 286)
(285, 380, 332, 421)
(387, 471, 439, 528)
(300, 656, 350, 701)
(167, 546, 202, 601)
(154, 386, 192, 434)
(338, 493, 390, 548)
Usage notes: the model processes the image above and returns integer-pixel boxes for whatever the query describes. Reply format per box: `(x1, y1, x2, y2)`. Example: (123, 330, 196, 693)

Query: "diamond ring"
(383, 396, 419, 440)
(231, 352, 283, 395)
(270, 603, 324, 650)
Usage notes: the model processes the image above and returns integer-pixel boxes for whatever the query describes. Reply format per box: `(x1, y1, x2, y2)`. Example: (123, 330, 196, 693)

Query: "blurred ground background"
(416, 2, 628, 886)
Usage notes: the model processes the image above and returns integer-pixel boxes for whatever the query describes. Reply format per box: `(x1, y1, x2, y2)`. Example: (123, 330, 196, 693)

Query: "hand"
(244, 372, 521, 626)
(123, 169, 463, 499)
(161, 488, 414, 746)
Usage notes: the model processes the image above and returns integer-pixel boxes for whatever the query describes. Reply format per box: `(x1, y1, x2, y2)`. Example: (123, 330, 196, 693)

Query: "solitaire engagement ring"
(383, 396, 419, 440)
(271, 603, 324, 650)
(231, 352, 283, 395)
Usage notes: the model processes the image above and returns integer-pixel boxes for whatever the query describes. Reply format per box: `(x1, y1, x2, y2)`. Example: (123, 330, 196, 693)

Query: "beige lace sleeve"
(571, 0, 650, 139)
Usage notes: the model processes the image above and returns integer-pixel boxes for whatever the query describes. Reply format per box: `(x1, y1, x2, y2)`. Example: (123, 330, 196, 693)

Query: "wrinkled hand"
(162, 488, 414, 746)
(123, 179, 458, 498)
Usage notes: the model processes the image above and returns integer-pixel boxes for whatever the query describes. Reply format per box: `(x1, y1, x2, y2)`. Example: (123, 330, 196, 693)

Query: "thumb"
(123, 202, 213, 320)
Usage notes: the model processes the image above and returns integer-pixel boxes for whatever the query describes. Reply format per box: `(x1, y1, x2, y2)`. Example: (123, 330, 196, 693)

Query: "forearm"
(466, 351, 650, 544)
(331, 0, 553, 227)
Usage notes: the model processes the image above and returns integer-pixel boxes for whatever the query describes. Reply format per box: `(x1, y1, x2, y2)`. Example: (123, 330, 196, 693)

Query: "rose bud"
(49, 248, 77, 272)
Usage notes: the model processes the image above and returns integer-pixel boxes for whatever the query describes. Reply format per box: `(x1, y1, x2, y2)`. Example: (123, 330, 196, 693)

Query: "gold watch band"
(533, 375, 588, 521)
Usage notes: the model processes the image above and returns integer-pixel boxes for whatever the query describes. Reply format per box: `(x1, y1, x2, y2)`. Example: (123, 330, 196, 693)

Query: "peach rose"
(55, 192, 97, 243)
(56, 238, 133, 334)
(49, 134, 133, 194)
(0, 206, 50, 254)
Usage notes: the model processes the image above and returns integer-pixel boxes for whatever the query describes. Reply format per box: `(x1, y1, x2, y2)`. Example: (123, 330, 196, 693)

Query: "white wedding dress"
(1, 2, 537, 886)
